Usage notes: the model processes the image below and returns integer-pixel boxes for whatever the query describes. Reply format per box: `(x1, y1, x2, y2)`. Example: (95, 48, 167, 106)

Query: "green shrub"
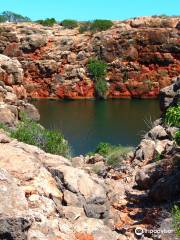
(61, 19, 78, 29)
(94, 142, 116, 157)
(10, 116, 70, 157)
(92, 142, 133, 167)
(90, 19, 113, 32)
(87, 59, 107, 80)
(95, 79, 108, 99)
(172, 205, 180, 237)
(107, 146, 132, 167)
(36, 18, 56, 26)
(175, 131, 180, 145)
(165, 106, 180, 127)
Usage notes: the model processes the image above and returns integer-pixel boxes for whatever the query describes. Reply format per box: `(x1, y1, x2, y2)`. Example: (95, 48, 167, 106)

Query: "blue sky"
(1, 0, 180, 21)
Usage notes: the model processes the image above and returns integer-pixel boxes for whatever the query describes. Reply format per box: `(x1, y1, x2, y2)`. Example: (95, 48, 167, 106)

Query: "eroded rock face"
(0, 16, 180, 99)
(0, 55, 40, 126)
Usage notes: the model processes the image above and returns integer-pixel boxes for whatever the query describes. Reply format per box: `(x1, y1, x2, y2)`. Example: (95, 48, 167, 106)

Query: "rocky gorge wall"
(0, 16, 180, 99)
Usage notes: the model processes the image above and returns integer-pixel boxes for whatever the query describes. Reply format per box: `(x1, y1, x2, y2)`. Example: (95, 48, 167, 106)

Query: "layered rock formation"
(0, 54, 39, 127)
(0, 16, 180, 99)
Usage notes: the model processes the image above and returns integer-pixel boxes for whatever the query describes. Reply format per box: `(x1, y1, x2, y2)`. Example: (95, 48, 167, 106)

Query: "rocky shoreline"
(0, 16, 180, 99)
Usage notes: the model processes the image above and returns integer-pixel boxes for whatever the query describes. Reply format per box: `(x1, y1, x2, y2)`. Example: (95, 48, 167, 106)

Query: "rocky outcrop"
(0, 54, 39, 126)
(0, 130, 126, 240)
(0, 16, 180, 99)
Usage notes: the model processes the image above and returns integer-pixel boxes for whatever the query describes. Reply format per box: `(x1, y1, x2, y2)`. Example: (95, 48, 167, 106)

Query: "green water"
(33, 99, 160, 156)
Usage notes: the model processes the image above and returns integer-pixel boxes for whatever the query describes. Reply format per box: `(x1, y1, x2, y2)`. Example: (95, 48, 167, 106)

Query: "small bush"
(165, 106, 180, 127)
(36, 18, 56, 26)
(92, 142, 133, 167)
(172, 205, 180, 237)
(10, 116, 70, 157)
(95, 79, 108, 99)
(87, 59, 107, 80)
(107, 147, 132, 167)
(175, 131, 180, 145)
(61, 19, 78, 29)
(90, 19, 113, 32)
(94, 142, 116, 157)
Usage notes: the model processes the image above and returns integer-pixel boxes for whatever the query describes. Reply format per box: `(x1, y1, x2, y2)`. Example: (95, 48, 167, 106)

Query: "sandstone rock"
(0, 104, 17, 126)
(19, 103, 40, 121)
(21, 34, 48, 53)
(146, 125, 168, 140)
(160, 76, 180, 111)
(134, 139, 156, 161)
(0, 168, 31, 239)
(73, 217, 120, 240)
(135, 158, 173, 189)
(0, 54, 23, 85)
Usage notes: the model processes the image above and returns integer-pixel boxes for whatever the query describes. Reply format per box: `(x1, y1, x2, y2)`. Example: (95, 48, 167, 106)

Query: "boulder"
(19, 103, 40, 121)
(146, 125, 168, 140)
(0, 104, 17, 127)
(21, 34, 48, 53)
(134, 139, 156, 161)
(149, 170, 180, 202)
(135, 158, 173, 189)
(159, 76, 180, 111)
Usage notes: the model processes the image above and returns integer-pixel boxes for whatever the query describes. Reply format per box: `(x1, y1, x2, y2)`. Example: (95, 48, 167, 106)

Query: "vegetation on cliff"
(165, 105, 180, 127)
(87, 58, 108, 99)
(61, 19, 78, 29)
(89, 142, 133, 167)
(36, 18, 57, 26)
(79, 19, 114, 33)
(90, 19, 114, 32)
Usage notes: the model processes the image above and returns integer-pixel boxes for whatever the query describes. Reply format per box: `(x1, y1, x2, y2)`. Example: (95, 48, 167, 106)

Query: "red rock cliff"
(0, 16, 180, 99)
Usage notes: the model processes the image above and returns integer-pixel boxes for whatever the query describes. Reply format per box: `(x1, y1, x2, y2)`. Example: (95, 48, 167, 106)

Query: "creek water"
(33, 99, 160, 156)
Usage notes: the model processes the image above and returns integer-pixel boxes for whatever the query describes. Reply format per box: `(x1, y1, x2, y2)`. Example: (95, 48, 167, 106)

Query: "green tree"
(61, 19, 78, 29)
(36, 18, 56, 26)
(90, 19, 113, 32)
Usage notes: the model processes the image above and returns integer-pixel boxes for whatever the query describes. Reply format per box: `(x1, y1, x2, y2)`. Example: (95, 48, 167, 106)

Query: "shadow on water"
(33, 99, 160, 156)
